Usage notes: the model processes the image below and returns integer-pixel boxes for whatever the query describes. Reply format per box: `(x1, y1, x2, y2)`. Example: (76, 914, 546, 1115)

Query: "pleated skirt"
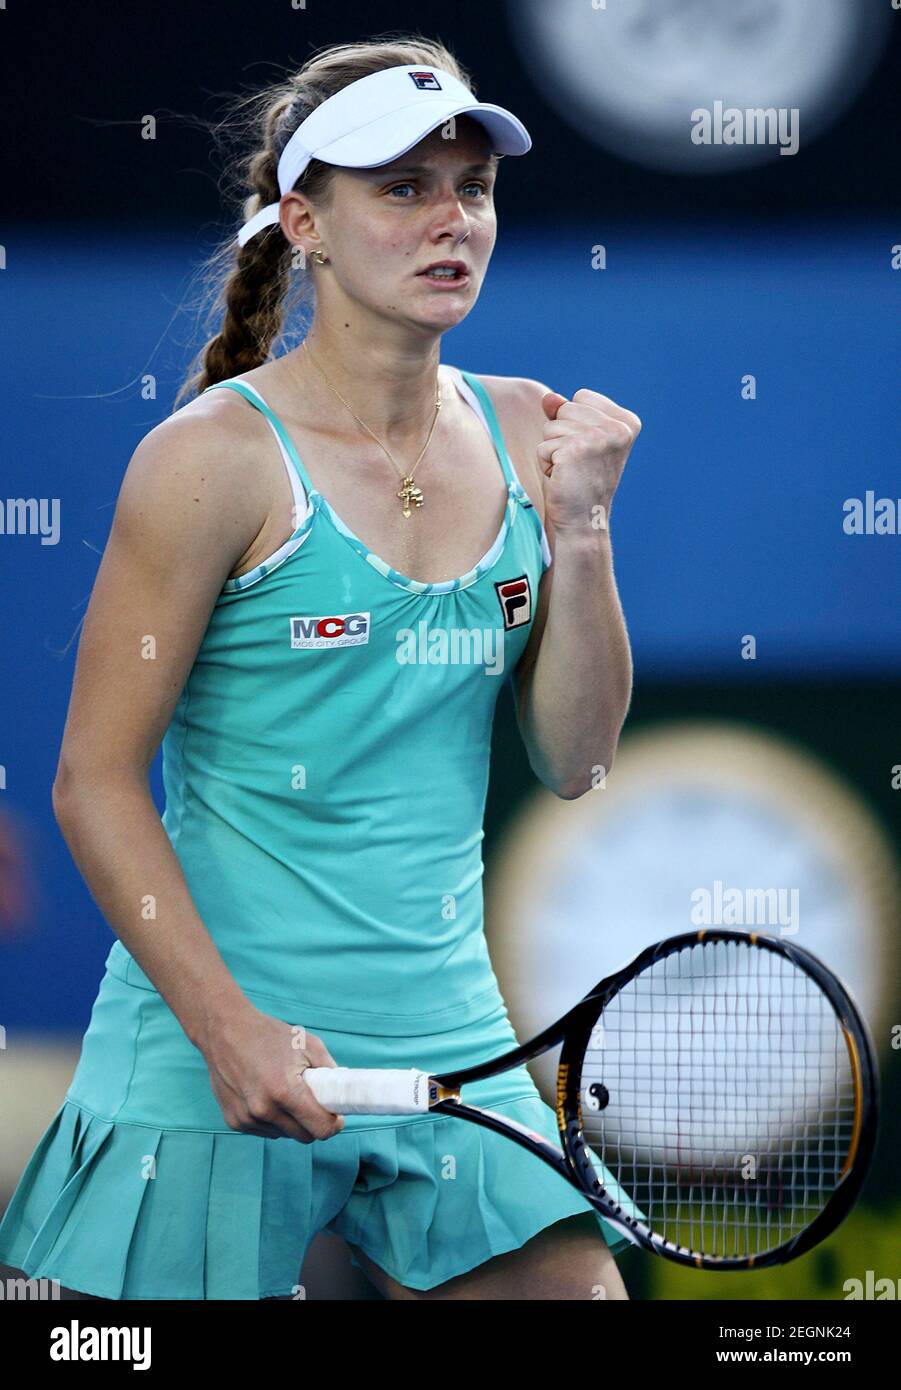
(0, 966, 635, 1299)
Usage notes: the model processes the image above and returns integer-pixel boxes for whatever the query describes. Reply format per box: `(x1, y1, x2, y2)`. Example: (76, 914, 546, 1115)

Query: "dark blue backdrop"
(1, 216, 898, 1027)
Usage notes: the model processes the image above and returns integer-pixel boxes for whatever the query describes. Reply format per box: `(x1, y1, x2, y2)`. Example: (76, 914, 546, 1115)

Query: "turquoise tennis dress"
(0, 367, 637, 1299)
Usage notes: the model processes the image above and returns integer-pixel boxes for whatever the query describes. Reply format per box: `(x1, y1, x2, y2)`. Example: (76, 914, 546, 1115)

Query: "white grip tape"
(302, 1067, 432, 1115)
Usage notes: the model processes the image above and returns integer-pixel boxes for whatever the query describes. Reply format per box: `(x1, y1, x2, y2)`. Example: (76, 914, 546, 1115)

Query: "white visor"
(237, 64, 532, 247)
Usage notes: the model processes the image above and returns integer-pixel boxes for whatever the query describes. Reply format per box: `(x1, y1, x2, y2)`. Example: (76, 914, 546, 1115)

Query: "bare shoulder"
(110, 386, 271, 581)
(147, 385, 271, 483)
(460, 373, 553, 521)
(117, 386, 271, 546)
(125, 388, 258, 481)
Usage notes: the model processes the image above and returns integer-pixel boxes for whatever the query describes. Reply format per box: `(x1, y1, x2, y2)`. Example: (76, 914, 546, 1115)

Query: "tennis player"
(0, 37, 640, 1300)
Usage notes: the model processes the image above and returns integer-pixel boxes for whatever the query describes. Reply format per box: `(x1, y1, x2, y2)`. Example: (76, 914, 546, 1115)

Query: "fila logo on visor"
(290, 613, 371, 649)
(409, 71, 443, 91)
(495, 575, 532, 630)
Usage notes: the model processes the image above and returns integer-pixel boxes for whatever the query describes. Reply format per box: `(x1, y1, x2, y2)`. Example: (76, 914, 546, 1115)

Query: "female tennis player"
(0, 36, 640, 1300)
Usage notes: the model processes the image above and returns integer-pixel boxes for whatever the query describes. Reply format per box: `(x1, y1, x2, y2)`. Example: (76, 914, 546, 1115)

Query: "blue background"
(1, 219, 898, 1027)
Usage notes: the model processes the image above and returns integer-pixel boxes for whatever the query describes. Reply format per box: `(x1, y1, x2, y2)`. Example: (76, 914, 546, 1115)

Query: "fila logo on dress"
(495, 575, 532, 630)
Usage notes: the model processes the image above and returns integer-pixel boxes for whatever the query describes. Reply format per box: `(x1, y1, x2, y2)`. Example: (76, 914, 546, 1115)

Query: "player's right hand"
(203, 1005, 346, 1142)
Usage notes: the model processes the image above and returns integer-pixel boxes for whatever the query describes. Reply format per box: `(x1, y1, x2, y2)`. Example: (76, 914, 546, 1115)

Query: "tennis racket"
(304, 929, 878, 1268)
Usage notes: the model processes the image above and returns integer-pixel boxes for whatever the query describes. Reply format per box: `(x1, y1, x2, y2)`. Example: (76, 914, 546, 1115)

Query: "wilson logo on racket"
(495, 574, 532, 630)
(556, 1063, 570, 1132)
(290, 613, 370, 649)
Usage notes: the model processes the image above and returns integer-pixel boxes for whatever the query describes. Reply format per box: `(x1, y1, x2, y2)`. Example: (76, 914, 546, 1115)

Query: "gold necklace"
(301, 339, 442, 518)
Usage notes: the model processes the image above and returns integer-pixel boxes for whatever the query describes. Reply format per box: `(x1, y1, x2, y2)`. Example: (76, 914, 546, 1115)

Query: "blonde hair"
(174, 35, 473, 410)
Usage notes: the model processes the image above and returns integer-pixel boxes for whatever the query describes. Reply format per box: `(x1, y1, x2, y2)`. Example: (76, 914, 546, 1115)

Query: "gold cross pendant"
(397, 477, 424, 519)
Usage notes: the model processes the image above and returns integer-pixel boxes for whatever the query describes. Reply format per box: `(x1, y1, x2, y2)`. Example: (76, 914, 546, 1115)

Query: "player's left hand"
(537, 388, 641, 533)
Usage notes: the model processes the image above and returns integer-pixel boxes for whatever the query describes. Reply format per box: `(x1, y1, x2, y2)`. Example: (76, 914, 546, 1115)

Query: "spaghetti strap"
(202, 379, 314, 521)
(451, 368, 518, 492)
(453, 368, 552, 571)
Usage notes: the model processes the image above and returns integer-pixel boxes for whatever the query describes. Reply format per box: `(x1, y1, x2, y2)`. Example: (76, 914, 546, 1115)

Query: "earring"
(310, 249, 328, 265)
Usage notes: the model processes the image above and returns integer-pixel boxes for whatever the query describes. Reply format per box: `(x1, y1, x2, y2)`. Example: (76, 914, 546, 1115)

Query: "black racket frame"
(430, 929, 879, 1269)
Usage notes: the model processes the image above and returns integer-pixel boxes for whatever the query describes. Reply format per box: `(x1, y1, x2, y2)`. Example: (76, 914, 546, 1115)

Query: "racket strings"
(578, 939, 858, 1260)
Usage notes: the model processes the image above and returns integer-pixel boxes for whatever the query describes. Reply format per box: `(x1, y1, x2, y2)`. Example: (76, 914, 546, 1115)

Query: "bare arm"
(515, 516, 632, 798)
(53, 398, 343, 1141)
(53, 402, 263, 1047)
(501, 378, 634, 798)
